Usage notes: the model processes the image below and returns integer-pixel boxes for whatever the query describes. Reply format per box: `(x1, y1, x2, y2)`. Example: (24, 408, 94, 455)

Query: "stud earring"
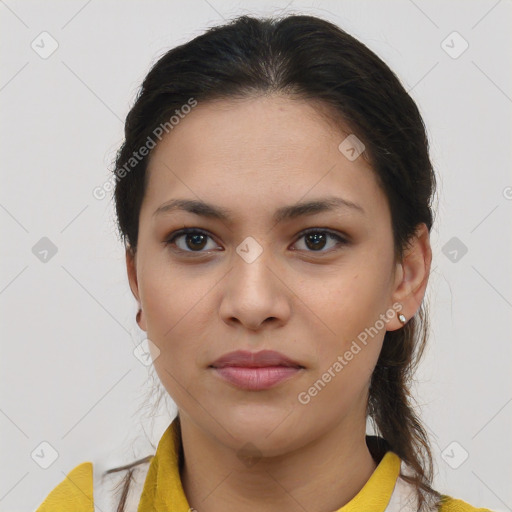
(398, 313, 406, 325)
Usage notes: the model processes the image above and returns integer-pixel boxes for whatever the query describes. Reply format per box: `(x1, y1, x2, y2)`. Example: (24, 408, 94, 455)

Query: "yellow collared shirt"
(35, 419, 494, 512)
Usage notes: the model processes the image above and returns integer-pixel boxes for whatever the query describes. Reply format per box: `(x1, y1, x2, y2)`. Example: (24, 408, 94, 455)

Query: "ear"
(388, 223, 432, 331)
(126, 247, 147, 332)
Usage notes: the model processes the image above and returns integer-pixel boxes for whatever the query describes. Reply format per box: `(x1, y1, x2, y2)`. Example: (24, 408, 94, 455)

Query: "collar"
(137, 417, 402, 512)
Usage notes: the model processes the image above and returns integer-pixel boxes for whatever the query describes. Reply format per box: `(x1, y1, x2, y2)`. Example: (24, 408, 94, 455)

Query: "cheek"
(140, 261, 211, 336)
(139, 266, 212, 382)
(304, 268, 389, 335)
(296, 262, 390, 378)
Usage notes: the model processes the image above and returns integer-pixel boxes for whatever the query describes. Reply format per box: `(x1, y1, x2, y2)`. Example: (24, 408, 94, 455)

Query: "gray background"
(1, 0, 511, 511)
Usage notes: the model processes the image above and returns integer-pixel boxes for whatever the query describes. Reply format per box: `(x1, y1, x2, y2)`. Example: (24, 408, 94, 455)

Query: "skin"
(126, 94, 431, 512)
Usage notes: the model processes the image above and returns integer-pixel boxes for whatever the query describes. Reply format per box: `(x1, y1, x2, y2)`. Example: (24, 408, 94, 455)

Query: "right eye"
(164, 228, 221, 254)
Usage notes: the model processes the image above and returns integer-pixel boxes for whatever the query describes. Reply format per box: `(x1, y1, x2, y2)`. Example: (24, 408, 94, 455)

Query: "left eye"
(293, 229, 347, 252)
(165, 228, 347, 254)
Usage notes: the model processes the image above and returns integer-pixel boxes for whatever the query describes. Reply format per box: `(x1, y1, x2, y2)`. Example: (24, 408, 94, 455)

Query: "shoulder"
(385, 460, 495, 512)
(438, 495, 496, 512)
(34, 462, 93, 512)
(34, 456, 153, 512)
(94, 454, 153, 510)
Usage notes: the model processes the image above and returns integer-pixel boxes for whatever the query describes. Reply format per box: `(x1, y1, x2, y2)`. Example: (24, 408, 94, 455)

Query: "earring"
(398, 313, 407, 325)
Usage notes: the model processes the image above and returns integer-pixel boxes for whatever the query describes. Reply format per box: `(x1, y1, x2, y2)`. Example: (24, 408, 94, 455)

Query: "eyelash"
(164, 227, 349, 256)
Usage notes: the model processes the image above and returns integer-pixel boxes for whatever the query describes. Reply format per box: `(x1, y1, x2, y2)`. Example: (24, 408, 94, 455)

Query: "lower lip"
(212, 366, 301, 390)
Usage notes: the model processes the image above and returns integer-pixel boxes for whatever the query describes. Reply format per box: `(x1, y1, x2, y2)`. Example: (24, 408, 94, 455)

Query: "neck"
(179, 416, 378, 512)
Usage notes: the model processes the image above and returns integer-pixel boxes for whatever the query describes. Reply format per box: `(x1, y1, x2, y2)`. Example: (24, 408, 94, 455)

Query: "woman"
(36, 13, 495, 512)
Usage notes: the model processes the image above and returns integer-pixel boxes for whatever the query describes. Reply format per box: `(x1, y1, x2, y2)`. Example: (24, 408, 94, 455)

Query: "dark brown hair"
(109, 13, 444, 511)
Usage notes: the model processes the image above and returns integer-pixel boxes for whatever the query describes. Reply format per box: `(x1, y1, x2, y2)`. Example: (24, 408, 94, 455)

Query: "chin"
(213, 403, 304, 453)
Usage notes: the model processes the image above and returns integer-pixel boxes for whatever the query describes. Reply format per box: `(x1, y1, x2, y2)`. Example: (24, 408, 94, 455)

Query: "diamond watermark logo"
(31, 31, 59, 59)
(32, 237, 58, 263)
(133, 338, 160, 366)
(237, 442, 262, 468)
(441, 31, 469, 59)
(442, 236, 468, 263)
(31, 441, 59, 469)
(441, 441, 469, 469)
(236, 236, 263, 264)
(338, 134, 365, 161)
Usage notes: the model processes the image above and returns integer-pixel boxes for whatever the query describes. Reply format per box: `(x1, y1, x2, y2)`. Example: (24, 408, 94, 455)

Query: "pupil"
(306, 233, 326, 251)
(188, 233, 207, 250)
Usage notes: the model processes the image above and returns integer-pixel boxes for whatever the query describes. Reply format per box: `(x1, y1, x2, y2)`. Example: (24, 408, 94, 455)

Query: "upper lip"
(210, 350, 304, 369)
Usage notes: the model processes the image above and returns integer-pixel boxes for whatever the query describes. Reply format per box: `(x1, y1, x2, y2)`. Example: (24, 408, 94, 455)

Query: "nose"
(219, 246, 292, 332)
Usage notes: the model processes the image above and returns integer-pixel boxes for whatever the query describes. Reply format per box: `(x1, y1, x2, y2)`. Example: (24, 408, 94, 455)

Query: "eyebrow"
(153, 196, 365, 224)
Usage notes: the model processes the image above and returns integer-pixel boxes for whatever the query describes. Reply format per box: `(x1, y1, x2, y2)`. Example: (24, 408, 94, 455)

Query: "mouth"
(209, 350, 304, 391)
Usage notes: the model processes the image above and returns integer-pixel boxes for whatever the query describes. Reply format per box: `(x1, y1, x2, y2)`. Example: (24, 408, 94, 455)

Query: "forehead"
(141, 95, 388, 224)
(148, 94, 352, 168)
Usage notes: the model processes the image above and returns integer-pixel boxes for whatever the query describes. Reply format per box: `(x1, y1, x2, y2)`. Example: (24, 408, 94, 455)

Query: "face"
(127, 94, 429, 456)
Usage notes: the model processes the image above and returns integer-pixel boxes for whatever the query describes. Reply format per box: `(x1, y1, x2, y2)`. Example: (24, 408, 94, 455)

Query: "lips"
(209, 350, 304, 369)
(209, 350, 304, 391)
